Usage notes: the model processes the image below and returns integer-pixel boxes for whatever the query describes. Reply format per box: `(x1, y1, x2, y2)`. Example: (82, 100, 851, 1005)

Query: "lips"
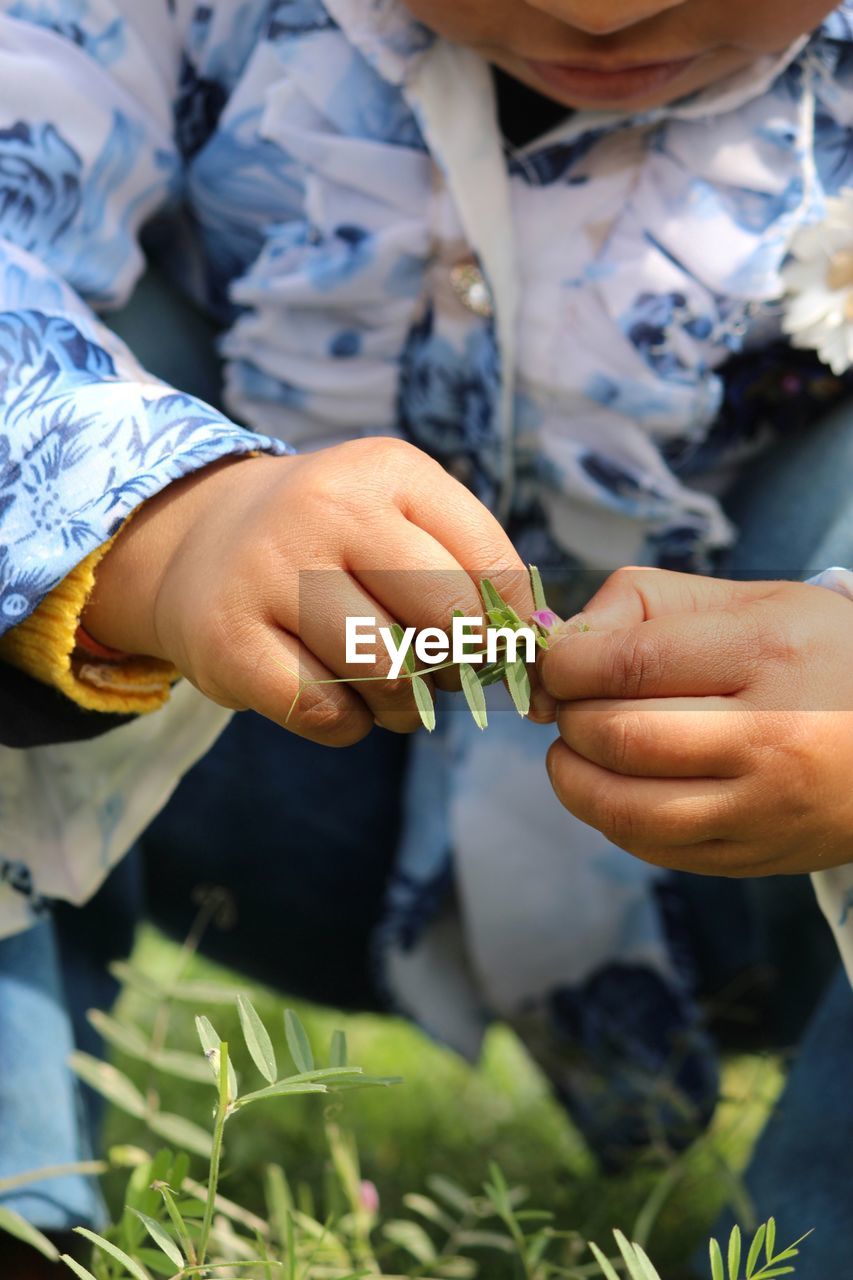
(526, 55, 700, 104)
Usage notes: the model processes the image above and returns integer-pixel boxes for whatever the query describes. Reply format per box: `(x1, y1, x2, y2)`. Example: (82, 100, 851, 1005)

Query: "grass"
(100, 926, 786, 1278)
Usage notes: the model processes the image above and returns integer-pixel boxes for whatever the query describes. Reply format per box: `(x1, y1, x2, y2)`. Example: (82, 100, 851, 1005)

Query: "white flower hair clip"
(783, 188, 853, 375)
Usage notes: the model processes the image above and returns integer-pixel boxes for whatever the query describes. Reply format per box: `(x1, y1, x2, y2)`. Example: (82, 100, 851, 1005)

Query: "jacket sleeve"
(0, 6, 290, 743)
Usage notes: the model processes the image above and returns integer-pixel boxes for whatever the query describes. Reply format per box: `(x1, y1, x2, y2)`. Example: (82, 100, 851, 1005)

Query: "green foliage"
(0, 958, 811, 1280)
(287, 566, 556, 735)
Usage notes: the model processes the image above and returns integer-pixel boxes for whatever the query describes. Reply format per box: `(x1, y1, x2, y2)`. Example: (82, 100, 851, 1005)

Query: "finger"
(202, 622, 374, 746)
(284, 567, 431, 735)
(398, 473, 535, 625)
(568, 566, 780, 633)
(352, 516, 532, 695)
(546, 739, 741, 850)
(556, 697, 752, 778)
(599, 838, 779, 879)
(541, 607, 762, 702)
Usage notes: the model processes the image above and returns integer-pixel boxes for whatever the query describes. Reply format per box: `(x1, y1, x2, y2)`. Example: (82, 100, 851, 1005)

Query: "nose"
(526, 0, 688, 37)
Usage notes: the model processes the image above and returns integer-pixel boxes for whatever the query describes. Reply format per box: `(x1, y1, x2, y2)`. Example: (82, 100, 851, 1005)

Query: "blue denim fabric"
(0, 922, 105, 1229)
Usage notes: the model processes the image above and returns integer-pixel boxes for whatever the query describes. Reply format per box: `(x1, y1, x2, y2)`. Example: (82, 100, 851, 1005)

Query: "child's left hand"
(538, 568, 853, 878)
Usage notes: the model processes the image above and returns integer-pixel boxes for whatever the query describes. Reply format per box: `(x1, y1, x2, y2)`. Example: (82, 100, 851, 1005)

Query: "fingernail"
(552, 612, 592, 638)
(530, 687, 557, 722)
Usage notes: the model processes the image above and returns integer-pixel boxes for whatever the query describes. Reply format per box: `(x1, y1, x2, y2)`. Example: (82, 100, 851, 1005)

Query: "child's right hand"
(82, 438, 531, 743)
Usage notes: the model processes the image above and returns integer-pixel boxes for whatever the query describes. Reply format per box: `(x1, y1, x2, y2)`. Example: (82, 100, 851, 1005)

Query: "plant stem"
(0, 1161, 108, 1193)
(198, 1041, 231, 1272)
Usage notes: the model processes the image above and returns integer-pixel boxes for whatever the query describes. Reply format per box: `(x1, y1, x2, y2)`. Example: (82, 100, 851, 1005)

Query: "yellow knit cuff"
(0, 539, 179, 715)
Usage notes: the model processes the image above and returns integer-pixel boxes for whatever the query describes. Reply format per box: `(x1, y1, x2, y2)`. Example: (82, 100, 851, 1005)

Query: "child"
(1, 0, 853, 1266)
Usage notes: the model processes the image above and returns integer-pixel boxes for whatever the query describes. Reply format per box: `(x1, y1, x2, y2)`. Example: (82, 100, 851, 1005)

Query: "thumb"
(555, 567, 773, 635)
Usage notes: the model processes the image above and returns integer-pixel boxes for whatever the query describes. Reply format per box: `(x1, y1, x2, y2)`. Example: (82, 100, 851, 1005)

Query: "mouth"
(525, 55, 701, 104)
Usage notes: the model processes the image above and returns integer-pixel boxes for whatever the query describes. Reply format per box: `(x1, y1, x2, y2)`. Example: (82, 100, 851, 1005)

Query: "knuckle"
(601, 707, 644, 773)
(609, 629, 663, 697)
(295, 682, 366, 745)
(588, 780, 638, 848)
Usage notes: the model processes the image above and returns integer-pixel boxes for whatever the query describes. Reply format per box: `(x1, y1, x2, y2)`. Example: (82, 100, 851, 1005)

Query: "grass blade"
(130, 1209, 183, 1269)
(74, 1227, 149, 1280)
(587, 1241, 622, 1280)
(237, 995, 278, 1084)
(0, 1206, 59, 1260)
(61, 1257, 98, 1280)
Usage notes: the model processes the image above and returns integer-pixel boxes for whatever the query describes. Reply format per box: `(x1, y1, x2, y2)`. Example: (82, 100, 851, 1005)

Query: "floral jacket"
(0, 3, 852, 1049)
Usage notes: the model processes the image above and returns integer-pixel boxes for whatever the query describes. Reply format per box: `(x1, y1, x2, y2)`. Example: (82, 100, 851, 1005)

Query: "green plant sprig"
(282, 565, 567, 734)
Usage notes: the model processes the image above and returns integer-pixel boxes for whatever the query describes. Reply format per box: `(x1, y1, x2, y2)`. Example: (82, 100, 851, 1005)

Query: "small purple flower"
(532, 609, 560, 633)
(359, 1180, 380, 1215)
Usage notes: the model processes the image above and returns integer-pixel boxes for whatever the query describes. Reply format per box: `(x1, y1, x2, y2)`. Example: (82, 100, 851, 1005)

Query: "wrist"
(81, 454, 273, 659)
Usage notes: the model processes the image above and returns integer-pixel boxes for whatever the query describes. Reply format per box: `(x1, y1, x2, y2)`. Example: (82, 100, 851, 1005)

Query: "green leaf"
(86, 1011, 210, 1083)
(728, 1225, 742, 1280)
(149, 1048, 214, 1084)
(505, 656, 531, 717)
(412, 676, 436, 732)
(586, 1241, 621, 1280)
(480, 579, 507, 613)
(284, 1009, 315, 1073)
(612, 1232, 661, 1280)
(529, 565, 548, 613)
(478, 662, 508, 687)
(148, 1110, 214, 1158)
(0, 1206, 60, 1260)
(130, 1209, 183, 1269)
(235, 1081, 329, 1108)
(754, 1269, 795, 1279)
(764, 1219, 776, 1264)
(174, 1198, 207, 1218)
(383, 1219, 437, 1264)
(460, 661, 488, 730)
(195, 1015, 238, 1099)
(426, 1175, 472, 1216)
(135, 1248, 178, 1276)
(390, 622, 416, 675)
(86, 1009, 149, 1058)
(329, 1029, 348, 1068)
(237, 994, 278, 1084)
(403, 1193, 455, 1234)
(74, 1227, 149, 1280)
(167, 977, 243, 1004)
(61, 1256, 98, 1280)
(746, 1225, 767, 1277)
(69, 1051, 146, 1119)
(710, 1237, 726, 1280)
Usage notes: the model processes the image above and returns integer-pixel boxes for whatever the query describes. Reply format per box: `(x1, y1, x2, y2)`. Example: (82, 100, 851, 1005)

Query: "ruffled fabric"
(184, 0, 853, 570)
